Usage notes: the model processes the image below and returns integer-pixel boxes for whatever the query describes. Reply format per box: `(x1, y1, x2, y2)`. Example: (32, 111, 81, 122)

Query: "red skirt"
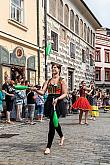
(72, 97, 92, 111)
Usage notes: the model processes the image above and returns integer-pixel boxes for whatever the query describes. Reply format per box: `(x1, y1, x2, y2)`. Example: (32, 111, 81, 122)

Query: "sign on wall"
(10, 46, 26, 66)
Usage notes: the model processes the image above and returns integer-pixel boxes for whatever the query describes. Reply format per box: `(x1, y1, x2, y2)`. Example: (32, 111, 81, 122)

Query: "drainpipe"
(44, 0, 47, 80)
(37, 0, 40, 84)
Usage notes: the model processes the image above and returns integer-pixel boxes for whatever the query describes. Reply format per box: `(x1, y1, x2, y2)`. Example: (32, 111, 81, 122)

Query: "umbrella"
(53, 98, 59, 127)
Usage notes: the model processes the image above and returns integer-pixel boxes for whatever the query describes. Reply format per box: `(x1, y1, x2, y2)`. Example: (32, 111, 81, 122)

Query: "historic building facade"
(46, 0, 101, 90)
(0, 0, 44, 86)
(95, 28, 110, 90)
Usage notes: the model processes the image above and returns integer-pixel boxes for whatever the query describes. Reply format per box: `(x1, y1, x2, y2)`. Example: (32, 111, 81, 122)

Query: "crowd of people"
(0, 76, 110, 125)
(0, 76, 45, 125)
(0, 64, 110, 154)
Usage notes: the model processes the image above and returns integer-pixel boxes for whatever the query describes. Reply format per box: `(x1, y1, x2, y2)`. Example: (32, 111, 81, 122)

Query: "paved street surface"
(0, 110, 110, 165)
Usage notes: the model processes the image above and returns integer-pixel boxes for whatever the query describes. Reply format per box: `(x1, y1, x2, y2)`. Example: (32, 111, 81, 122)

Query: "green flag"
(46, 42, 52, 56)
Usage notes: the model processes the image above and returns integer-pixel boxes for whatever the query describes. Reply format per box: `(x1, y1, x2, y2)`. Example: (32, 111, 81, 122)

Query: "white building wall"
(47, 0, 99, 90)
(95, 29, 110, 89)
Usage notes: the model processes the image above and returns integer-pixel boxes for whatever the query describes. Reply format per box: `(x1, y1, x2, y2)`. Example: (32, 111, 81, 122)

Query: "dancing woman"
(32, 63, 67, 154)
(72, 81, 92, 125)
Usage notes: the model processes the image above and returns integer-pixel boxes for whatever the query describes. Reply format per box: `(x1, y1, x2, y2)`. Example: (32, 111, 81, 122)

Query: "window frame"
(82, 49, 86, 63)
(105, 68, 110, 81)
(105, 49, 110, 63)
(75, 15, 79, 35)
(10, 0, 24, 24)
(95, 49, 101, 62)
(51, 31, 58, 52)
(90, 54, 93, 66)
(70, 42, 75, 59)
(95, 67, 101, 81)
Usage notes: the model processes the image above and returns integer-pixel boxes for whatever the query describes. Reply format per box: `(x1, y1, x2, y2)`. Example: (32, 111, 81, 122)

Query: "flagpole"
(44, 0, 47, 81)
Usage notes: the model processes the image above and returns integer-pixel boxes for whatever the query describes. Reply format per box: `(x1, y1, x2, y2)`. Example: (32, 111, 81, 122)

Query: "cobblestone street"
(0, 110, 110, 165)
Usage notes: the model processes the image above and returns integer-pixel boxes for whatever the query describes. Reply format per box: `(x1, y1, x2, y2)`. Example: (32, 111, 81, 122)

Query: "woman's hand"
(52, 98, 59, 106)
(30, 87, 37, 91)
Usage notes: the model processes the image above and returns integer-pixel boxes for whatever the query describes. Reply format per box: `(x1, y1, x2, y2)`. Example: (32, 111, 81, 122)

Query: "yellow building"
(0, 0, 44, 85)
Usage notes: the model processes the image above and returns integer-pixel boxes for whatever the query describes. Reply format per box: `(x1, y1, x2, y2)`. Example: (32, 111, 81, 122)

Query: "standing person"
(27, 87, 36, 125)
(15, 76, 24, 122)
(0, 88, 4, 121)
(2, 79, 15, 124)
(72, 81, 92, 125)
(35, 86, 44, 122)
(32, 63, 67, 155)
(87, 81, 99, 120)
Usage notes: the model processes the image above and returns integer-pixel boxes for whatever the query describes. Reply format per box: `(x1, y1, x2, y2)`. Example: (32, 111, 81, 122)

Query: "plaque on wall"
(0, 46, 9, 64)
(10, 47, 26, 66)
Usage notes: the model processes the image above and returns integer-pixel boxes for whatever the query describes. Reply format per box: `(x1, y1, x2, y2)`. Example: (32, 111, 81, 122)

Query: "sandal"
(85, 122, 89, 125)
(79, 122, 84, 125)
(6, 121, 14, 124)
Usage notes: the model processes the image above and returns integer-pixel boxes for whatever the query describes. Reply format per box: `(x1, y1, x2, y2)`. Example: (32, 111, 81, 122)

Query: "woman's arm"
(84, 86, 91, 91)
(32, 80, 48, 95)
(58, 79, 67, 100)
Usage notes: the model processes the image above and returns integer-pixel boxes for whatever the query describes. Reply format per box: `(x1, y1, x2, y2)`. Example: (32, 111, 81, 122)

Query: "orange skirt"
(72, 97, 92, 111)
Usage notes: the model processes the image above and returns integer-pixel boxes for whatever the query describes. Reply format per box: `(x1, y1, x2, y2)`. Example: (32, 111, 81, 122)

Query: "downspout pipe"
(44, 0, 47, 80)
(37, 0, 40, 84)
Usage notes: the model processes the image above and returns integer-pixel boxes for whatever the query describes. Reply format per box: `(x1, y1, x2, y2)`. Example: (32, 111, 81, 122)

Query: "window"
(11, 0, 24, 23)
(105, 68, 110, 81)
(68, 71, 73, 91)
(70, 10, 74, 32)
(93, 33, 95, 47)
(90, 54, 93, 66)
(61, 29, 66, 41)
(90, 30, 93, 45)
(80, 19, 83, 38)
(70, 42, 75, 59)
(86, 47, 89, 57)
(105, 50, 110, 63)
(84, 23, 87, 41)
(87, 27, 90, 43)
(51, 31, 58, 51)
(95, 67, 101, 81)
(95, 49, 101, 62)
(58, 0, 63, 23)
(107, 30, 110, 36)
(82, 49, 86, 63)
(64, 4, 69, 27)
(49, 0, 56, 17)
(75, 15, 79, 35)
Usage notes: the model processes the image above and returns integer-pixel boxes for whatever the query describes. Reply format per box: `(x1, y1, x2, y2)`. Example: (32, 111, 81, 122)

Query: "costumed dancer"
(87, 81, 99, 121)
(72, 81, 92, 125)
(32, 63, 67, 155)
